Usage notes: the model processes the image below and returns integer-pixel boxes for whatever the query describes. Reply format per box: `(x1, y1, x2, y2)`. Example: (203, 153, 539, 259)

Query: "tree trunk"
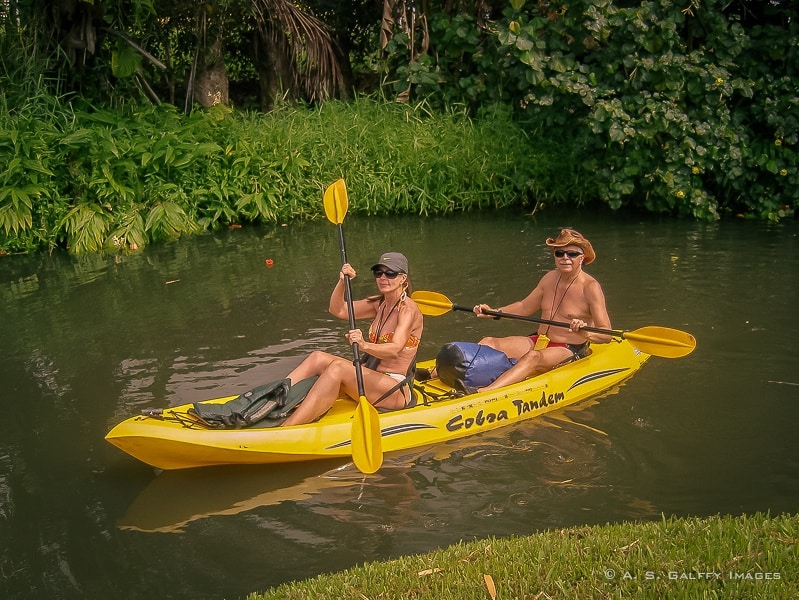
(194, 32, 229, 107)
(253, 31, 293, 111)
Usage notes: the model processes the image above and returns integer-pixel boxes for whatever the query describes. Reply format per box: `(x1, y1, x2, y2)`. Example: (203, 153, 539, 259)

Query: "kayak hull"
(106, 339, 649, 470)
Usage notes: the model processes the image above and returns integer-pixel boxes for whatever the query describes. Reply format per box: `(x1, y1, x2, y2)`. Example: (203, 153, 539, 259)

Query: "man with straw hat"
(473, 228, 612, 390)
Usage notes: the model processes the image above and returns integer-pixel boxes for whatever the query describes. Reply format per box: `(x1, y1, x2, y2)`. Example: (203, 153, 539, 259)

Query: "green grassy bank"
(249, 512, 797, 599)
(1, 98, 566, 255)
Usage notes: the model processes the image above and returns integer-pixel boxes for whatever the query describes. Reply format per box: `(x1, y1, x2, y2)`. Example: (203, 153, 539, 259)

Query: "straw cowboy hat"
(545, 228, 596, 265)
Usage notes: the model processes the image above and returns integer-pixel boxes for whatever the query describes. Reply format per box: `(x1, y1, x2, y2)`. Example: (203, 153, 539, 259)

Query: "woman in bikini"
(473, 228, 612, 391)
(282, 252, 423, 426)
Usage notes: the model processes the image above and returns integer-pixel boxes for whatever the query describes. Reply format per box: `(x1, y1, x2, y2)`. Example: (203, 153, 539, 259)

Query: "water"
(1, 212, 797, 599)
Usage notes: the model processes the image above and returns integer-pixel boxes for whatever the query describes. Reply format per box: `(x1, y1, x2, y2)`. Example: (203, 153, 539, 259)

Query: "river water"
(1, 212, 797, 599)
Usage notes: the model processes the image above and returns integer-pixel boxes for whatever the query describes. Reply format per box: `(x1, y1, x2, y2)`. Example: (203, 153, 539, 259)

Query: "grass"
(248, 512, 798, 599)
(0, 94, 577, 254)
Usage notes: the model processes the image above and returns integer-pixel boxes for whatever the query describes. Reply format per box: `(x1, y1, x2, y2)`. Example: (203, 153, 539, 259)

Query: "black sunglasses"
(372, 269, 400, 279)
(554, 250, 584, 258)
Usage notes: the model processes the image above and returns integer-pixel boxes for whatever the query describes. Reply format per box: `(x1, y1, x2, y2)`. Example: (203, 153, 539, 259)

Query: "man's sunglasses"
(554, 250, 584, 258)
(372, 269, 400, 279)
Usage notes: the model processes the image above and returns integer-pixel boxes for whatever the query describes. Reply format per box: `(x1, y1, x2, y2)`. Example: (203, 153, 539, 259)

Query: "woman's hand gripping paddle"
(411, 290, 696, 359)
(323, 179, 383, 473)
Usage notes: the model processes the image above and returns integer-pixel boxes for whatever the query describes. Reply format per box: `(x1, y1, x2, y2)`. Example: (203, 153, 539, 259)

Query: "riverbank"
(0, 98, 560, 255)
(249, 512, 797, 599)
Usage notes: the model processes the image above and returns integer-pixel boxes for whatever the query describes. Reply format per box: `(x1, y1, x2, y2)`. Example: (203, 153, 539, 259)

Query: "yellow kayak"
(105, 339, 649, 470)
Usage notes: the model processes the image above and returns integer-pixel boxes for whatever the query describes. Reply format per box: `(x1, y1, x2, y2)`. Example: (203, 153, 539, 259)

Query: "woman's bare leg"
(282, 358, 407, 426)
(282, 358, 351, 425)
(286, 350, 339, 385)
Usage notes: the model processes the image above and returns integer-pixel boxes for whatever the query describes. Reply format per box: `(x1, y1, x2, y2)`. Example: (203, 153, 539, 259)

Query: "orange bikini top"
(367, 294, 420, 349)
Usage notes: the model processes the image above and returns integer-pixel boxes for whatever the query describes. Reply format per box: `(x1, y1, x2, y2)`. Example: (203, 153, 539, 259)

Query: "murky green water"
(2, 212, 797, 599)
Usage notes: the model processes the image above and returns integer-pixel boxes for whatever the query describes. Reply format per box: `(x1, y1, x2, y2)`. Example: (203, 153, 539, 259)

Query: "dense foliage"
(0, 98, 558, 253)
(1, 0, 797, 253)
(382, 0, 798, 221)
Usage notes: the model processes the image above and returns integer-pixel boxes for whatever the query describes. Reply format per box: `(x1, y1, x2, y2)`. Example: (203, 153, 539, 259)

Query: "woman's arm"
(328, 263, 378, 320)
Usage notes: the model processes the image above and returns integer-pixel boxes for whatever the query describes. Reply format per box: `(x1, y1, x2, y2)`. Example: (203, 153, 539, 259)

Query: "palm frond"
(251, 0, 344, 103)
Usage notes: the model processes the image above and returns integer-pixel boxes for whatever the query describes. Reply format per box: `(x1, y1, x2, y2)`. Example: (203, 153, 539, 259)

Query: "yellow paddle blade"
(624, 326, 697, 358)
(351, 396, 383, 474)
(410, 290, 454, 316)
(323, 179, 348, 224)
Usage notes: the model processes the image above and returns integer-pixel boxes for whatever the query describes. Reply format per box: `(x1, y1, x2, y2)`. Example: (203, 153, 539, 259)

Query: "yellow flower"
(692, 166, 700, 174)
(775, 139, 783, 147)
(780, 169, 788, 176)
(676, 190, 685, 198)
(715, 77, 724, 85)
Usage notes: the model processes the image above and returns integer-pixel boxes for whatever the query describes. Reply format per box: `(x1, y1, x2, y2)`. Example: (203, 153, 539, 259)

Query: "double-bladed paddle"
(323, 179, 383, 474)
(411, 290, 696, 359)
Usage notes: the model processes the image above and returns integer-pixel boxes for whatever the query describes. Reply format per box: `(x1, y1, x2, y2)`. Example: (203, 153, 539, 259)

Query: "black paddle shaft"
(336, 223, 366, 397)
(453, 303, 628, 338)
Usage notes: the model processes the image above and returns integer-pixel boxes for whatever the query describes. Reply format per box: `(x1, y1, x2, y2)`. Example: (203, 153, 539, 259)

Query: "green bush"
(492, 0, 798, 220)
(500, 0, 799, 221)
(0, 97, 556, 254)
(380, 0, 797, 221)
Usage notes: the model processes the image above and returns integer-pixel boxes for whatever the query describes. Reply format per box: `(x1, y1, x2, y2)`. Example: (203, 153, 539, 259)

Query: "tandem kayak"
(105, 338, 649, 470)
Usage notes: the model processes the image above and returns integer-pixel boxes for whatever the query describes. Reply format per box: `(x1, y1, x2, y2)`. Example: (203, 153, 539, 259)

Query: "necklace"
(545, 274, 578, 335)
(372, 293, 405, 341)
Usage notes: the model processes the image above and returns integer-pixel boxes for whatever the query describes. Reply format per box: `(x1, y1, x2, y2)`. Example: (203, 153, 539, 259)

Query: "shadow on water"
(1, 212, 798, 599)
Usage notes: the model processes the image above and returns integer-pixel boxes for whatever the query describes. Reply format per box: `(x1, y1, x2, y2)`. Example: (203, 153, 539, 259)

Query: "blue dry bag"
(435, 342, 516, 394)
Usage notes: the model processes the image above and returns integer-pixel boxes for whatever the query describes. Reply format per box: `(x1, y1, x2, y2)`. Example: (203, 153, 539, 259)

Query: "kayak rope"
(411, 381, 466, 405)
(158, 409, 205, 429)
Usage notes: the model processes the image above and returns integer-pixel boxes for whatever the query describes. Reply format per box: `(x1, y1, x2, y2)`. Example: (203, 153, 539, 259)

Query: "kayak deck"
(105, 339, 649, 470)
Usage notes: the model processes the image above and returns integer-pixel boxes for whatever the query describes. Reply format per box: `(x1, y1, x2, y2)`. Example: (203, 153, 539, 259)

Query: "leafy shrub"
(0, 97, 553, 253)
(381, 0, 798, 221)
(497, 0, 798, 220)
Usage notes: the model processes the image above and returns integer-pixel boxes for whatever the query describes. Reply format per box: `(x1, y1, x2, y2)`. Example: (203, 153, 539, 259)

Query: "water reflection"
(119, 460, 356, 533)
